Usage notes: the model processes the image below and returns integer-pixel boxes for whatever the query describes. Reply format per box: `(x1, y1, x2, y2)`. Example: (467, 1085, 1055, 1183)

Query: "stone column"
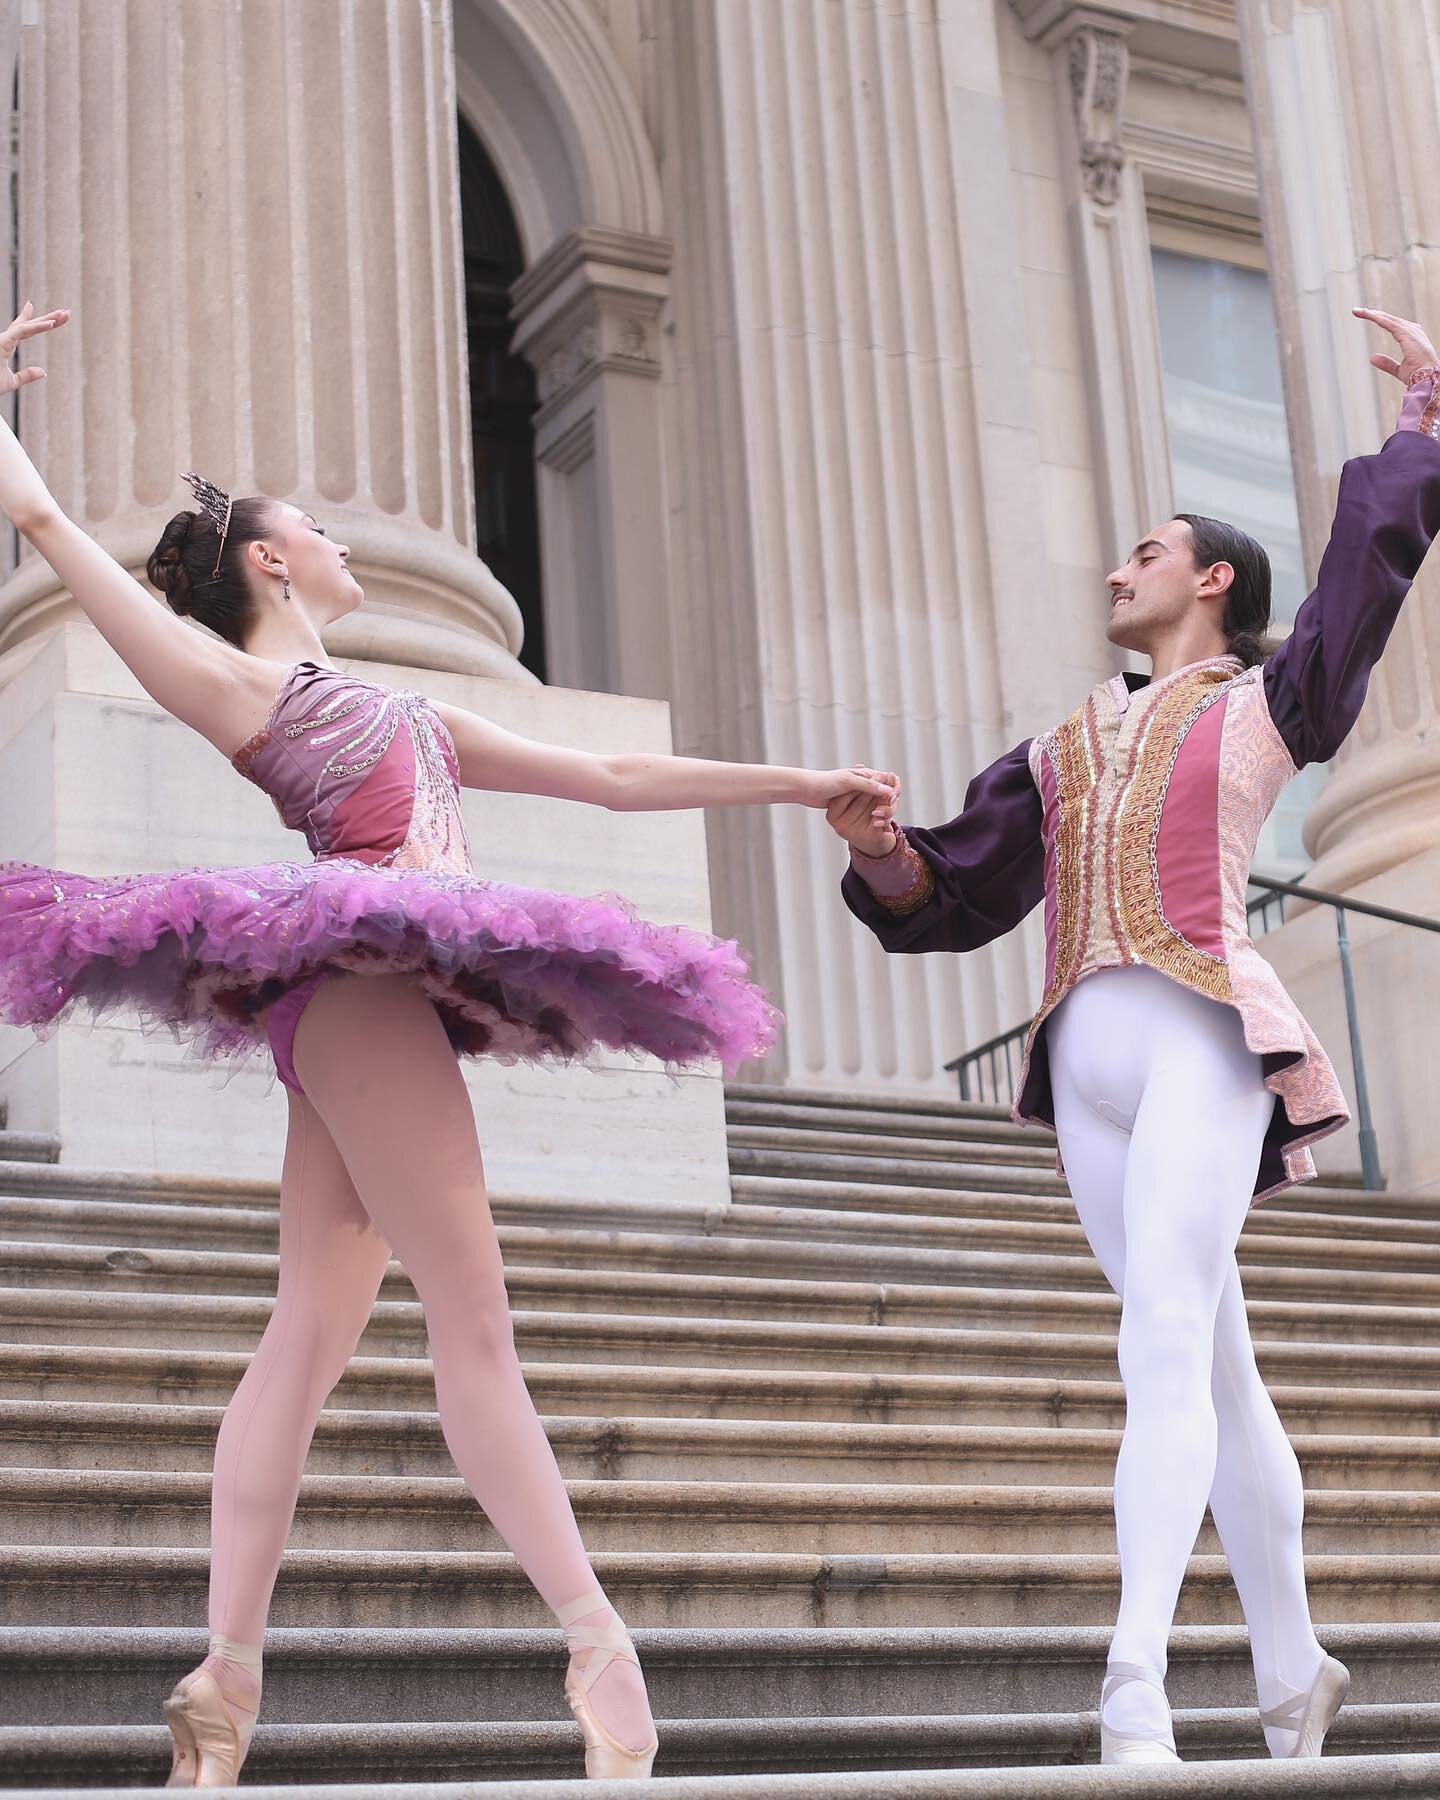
(0, 0, 524, 682)
(1236, 0, 1440, 891)
(652, 0, 1113, 1094)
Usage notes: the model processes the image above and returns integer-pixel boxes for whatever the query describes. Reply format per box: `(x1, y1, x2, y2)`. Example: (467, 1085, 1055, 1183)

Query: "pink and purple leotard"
(0, 661, 780, 1088)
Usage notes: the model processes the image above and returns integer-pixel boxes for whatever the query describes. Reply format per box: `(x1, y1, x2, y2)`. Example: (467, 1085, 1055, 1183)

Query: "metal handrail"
(944, 871, 1440, 1191)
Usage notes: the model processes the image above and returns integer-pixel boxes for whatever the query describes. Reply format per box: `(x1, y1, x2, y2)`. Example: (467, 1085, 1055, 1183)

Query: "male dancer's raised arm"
(1264, 307, 1440, 769)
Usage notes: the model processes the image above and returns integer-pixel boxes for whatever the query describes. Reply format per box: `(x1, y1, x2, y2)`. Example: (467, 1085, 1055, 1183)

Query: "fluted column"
(0, 0, 525, 682)
(655, 0, 1108, 1092)
(1237, 0, 1440, 889)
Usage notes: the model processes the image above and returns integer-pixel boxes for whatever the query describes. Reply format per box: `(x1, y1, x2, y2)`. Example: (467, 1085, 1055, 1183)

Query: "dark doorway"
(458, 113, 546, 682)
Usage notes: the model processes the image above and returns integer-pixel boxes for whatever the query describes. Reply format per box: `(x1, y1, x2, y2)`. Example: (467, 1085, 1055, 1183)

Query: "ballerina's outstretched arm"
(431, 695, 900, 819)
(0, 303, 257, 743)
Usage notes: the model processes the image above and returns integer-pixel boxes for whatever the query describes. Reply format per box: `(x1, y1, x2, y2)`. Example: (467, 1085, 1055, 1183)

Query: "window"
(459, 114, 546, 682)
(1150, 247, 1324, 878)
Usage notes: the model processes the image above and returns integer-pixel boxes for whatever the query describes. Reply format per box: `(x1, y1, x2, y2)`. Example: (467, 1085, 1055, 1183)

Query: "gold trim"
(872, 832, 938, 916)
(1040, 703, 1097, 1011)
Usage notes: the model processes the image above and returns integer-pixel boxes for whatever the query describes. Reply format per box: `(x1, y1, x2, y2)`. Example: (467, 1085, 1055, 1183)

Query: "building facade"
(1, 0, 1437, 1191)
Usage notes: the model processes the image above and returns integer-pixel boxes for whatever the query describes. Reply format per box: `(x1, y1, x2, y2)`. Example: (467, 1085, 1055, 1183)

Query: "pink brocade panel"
(1153, 694, 1227, 958)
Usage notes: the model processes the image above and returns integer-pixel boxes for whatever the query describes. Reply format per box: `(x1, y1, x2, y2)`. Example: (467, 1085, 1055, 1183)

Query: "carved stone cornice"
(508, 226, 671, 419)
(1009, 0, 1139, 48)
(1009, 0, 1233, 41)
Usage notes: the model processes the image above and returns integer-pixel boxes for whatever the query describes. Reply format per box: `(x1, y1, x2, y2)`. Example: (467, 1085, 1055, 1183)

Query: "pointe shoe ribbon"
(1260, 1655, 1350, 1758)
(556, 1588, 659, 1780)
(1098, 1661, 1180, 1766)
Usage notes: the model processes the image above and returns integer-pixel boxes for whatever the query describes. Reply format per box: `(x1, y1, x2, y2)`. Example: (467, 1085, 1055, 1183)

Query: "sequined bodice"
(232, 662, 472, 876)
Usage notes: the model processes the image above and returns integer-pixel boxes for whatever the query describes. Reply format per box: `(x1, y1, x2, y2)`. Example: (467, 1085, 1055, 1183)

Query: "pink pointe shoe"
(162, 1664, 257, 1788)
(557, 1590, 659, 1780)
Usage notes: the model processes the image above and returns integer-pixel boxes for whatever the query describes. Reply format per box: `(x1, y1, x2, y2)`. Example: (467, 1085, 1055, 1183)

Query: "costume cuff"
(1399, 366, 1440, 439)
(848, 825, 937, 914)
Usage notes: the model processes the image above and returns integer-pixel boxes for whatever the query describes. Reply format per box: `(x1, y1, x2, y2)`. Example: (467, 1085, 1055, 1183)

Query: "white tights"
(1045, 963, 1327, 1755)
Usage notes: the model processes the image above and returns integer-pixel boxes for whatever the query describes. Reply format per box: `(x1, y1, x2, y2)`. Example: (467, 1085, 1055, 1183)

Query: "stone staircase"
(3, 1087, 1440, 1796)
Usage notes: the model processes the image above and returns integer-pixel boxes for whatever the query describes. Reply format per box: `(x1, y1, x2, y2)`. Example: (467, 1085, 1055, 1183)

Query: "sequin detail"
(277, 677, 472, 877)
(854, 826, 937, 915)
(232, 725, 270, 780)
(1408, 365, 1440, 439)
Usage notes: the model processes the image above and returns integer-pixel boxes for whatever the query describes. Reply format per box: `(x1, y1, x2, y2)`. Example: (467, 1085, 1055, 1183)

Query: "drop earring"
(281, 571, 291, 603)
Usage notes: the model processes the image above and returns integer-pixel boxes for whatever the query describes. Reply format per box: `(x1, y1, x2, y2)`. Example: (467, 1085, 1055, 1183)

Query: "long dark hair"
(146, 496, 279, 649)
(1171, 512, 1272, 668)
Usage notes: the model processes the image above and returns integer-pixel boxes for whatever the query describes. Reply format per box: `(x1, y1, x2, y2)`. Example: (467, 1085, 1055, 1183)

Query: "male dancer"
(832, 308, 1440, 1763)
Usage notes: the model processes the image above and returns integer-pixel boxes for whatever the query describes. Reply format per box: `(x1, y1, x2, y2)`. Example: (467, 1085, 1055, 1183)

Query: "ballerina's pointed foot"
(163, 1666, 257, 1788)
(1262, 1654, 1349, 1758)
(558, 1591, 659, 1780)
(1099, 1662, 1180, 1766)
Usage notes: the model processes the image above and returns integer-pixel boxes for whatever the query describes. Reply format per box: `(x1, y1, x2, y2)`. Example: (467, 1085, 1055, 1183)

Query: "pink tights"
(206, 971, 654, 1750)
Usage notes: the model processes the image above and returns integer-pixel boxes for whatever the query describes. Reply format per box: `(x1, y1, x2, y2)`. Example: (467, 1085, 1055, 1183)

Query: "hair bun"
(147, 510, 200, 615)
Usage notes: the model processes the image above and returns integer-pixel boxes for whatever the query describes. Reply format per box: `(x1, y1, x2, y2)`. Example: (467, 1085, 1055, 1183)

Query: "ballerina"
(834, 306, 1440, 1764)
(0, 300, 897, 1785)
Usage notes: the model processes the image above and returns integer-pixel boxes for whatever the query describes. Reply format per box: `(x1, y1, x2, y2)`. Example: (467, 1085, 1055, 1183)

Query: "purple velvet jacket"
(843, 378, 1440, 1200)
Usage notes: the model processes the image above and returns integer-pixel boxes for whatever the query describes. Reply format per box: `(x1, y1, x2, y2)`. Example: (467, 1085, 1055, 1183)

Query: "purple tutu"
(0, 857, 782, 1079)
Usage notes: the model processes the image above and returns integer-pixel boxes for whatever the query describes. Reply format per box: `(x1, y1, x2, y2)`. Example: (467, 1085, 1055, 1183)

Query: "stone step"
(7, 1286, 1440, 1378)
(8, 1755, 1440, 1798)
(6, 1464, 1438, 1558)
(0, 1143, 1380, 1215)
(3, 1165, 1429, 1267)
(6, 1621, 1435, 1726)
(12, 1210, 1440, 1312)
(13, 1236, 1440, 1329)
(731, 1174, 1440, 1251)
(8, 1396, 1436, 1491)
(730, 1145, 1072, 1197)
(4, 1702, 1438, 1787)
(724, 1086, 1022, 1133)
(727, 1123, 1057, 1169)
(0, 1129, 60, 1167)
(4, 1544, 1436, 1630)
(730, 1143, 1402, 1212)
(9, 1341, 1434, 1434)
(15, 1193, 1440, 1305)
(724, 1088, 1369, 1194)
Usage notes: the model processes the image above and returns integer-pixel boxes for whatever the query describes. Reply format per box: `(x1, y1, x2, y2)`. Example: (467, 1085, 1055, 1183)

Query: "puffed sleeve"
(1263, 369, 1440, 770)
(840, 737, 1044, 954)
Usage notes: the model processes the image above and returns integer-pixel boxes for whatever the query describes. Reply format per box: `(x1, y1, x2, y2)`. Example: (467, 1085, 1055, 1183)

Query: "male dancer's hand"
(826, 765, 901, 857)
(1354, 306, 1439, 384)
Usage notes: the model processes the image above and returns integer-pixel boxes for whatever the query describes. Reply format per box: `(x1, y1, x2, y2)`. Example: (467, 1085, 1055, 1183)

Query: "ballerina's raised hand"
(0, 300, 71, 394)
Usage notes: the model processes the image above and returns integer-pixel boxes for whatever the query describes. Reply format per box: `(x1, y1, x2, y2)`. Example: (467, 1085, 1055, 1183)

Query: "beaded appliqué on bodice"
(235, 667, 473, 877)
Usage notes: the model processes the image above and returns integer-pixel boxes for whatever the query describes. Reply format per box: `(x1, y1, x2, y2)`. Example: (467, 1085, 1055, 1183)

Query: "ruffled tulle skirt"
(0, 856, 781, 1079)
